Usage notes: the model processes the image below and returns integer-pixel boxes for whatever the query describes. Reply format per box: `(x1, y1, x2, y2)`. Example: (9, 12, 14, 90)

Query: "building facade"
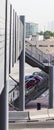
(26, 22, 38, 38)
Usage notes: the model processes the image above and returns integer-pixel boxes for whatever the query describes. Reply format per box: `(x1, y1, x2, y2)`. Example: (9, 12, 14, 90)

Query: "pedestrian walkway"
(9, 120, 54, 130)
(10, 128, 54, 130)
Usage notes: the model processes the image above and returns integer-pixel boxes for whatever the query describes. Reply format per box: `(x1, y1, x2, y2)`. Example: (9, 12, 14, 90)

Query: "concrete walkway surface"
(9, 120, 54, 130)
(9, 127, 54, 130)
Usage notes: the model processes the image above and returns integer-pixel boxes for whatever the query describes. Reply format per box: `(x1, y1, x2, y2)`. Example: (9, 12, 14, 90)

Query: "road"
(9, 120, 54, 130)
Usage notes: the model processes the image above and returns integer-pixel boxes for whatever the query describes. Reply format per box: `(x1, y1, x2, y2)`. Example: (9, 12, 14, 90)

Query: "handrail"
(9, 75, 19, 94)
(9, 102, 19, 111)
(9, 75, 19, 85)
(25, 40, 54, 65)
(9, 84, 19, 94)
(9, 76, 19, 102)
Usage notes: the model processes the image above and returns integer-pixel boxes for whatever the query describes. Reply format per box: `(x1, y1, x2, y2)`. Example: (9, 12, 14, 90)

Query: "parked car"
(33, 72, 43, 81)
(25, 78, 36, 89)
(25, 74, 44, 89)
(34, 75, 43, 81)
(25, 75, 34, 81)
(25, 73, 43, 82)
(33, 75, 40, 83)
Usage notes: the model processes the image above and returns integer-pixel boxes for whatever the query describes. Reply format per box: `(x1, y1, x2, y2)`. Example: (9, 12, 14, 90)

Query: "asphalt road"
(9, 120, 54, 130)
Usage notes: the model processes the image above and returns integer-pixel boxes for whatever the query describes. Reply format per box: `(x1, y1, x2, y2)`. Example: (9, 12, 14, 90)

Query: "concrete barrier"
(29, 109, 49, 120)
(49, 109, 54, 119)
(9, 109, 54, 122)
(9, 111, 29, 121)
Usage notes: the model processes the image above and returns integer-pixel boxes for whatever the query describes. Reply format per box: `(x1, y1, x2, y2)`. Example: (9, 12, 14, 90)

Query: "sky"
(10, 0, 54, 31)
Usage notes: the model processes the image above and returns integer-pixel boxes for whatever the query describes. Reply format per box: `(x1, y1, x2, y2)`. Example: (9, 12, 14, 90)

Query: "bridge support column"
(19, 16, 25, 111)
(49, 66, 54, 108)
(0, 0, 8, 129)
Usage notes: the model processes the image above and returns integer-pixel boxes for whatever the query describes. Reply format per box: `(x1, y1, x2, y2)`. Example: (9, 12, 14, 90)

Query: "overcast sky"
(10, 0, 54, 30)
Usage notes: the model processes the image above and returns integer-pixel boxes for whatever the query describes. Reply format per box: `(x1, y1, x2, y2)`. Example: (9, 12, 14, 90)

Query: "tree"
(38, 31, 44, 35)
(44, 31, 53, 39)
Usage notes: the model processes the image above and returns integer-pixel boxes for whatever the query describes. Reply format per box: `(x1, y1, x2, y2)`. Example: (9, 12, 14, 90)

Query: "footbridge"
(9, 39, 54, 110)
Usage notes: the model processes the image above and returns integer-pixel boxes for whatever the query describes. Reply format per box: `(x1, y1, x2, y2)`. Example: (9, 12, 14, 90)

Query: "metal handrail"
(25, 41, 54, 65)
(9, 102, 19, 111)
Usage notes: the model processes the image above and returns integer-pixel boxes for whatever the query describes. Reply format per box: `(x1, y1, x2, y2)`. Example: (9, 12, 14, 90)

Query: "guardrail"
(9, 109, 54, 122)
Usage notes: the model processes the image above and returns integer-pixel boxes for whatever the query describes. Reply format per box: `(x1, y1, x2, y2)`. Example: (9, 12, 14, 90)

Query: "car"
(25, 74, 43, 84)
(25, 78, 36, 89)
(34, 75, 43, 80)
(33, 72, 40, 75)
(25, 75, 34, 81)
(33, 72, 43, 80)
(33, 73, 43, 82)
(33, 75, 40, 83)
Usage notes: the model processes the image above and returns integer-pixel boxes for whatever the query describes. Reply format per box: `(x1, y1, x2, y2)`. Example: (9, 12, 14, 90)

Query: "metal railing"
(25, 41, 54, 66)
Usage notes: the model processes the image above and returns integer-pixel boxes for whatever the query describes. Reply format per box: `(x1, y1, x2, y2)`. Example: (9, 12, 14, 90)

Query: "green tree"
(38, 31, 44, 35)
(52, 32, 54, 37)
(44, 31, 53, 39)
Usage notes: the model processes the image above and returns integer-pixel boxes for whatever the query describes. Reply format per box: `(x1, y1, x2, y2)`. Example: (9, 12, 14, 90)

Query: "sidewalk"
(9, 127, 54, 130)
(9, 120, 54, 130)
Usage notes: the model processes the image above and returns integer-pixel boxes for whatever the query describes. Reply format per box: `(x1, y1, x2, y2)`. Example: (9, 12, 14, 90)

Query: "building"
(43, 21, 54, 32)
(26, 22, 38, 38)
(47, 21, 54, 32)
